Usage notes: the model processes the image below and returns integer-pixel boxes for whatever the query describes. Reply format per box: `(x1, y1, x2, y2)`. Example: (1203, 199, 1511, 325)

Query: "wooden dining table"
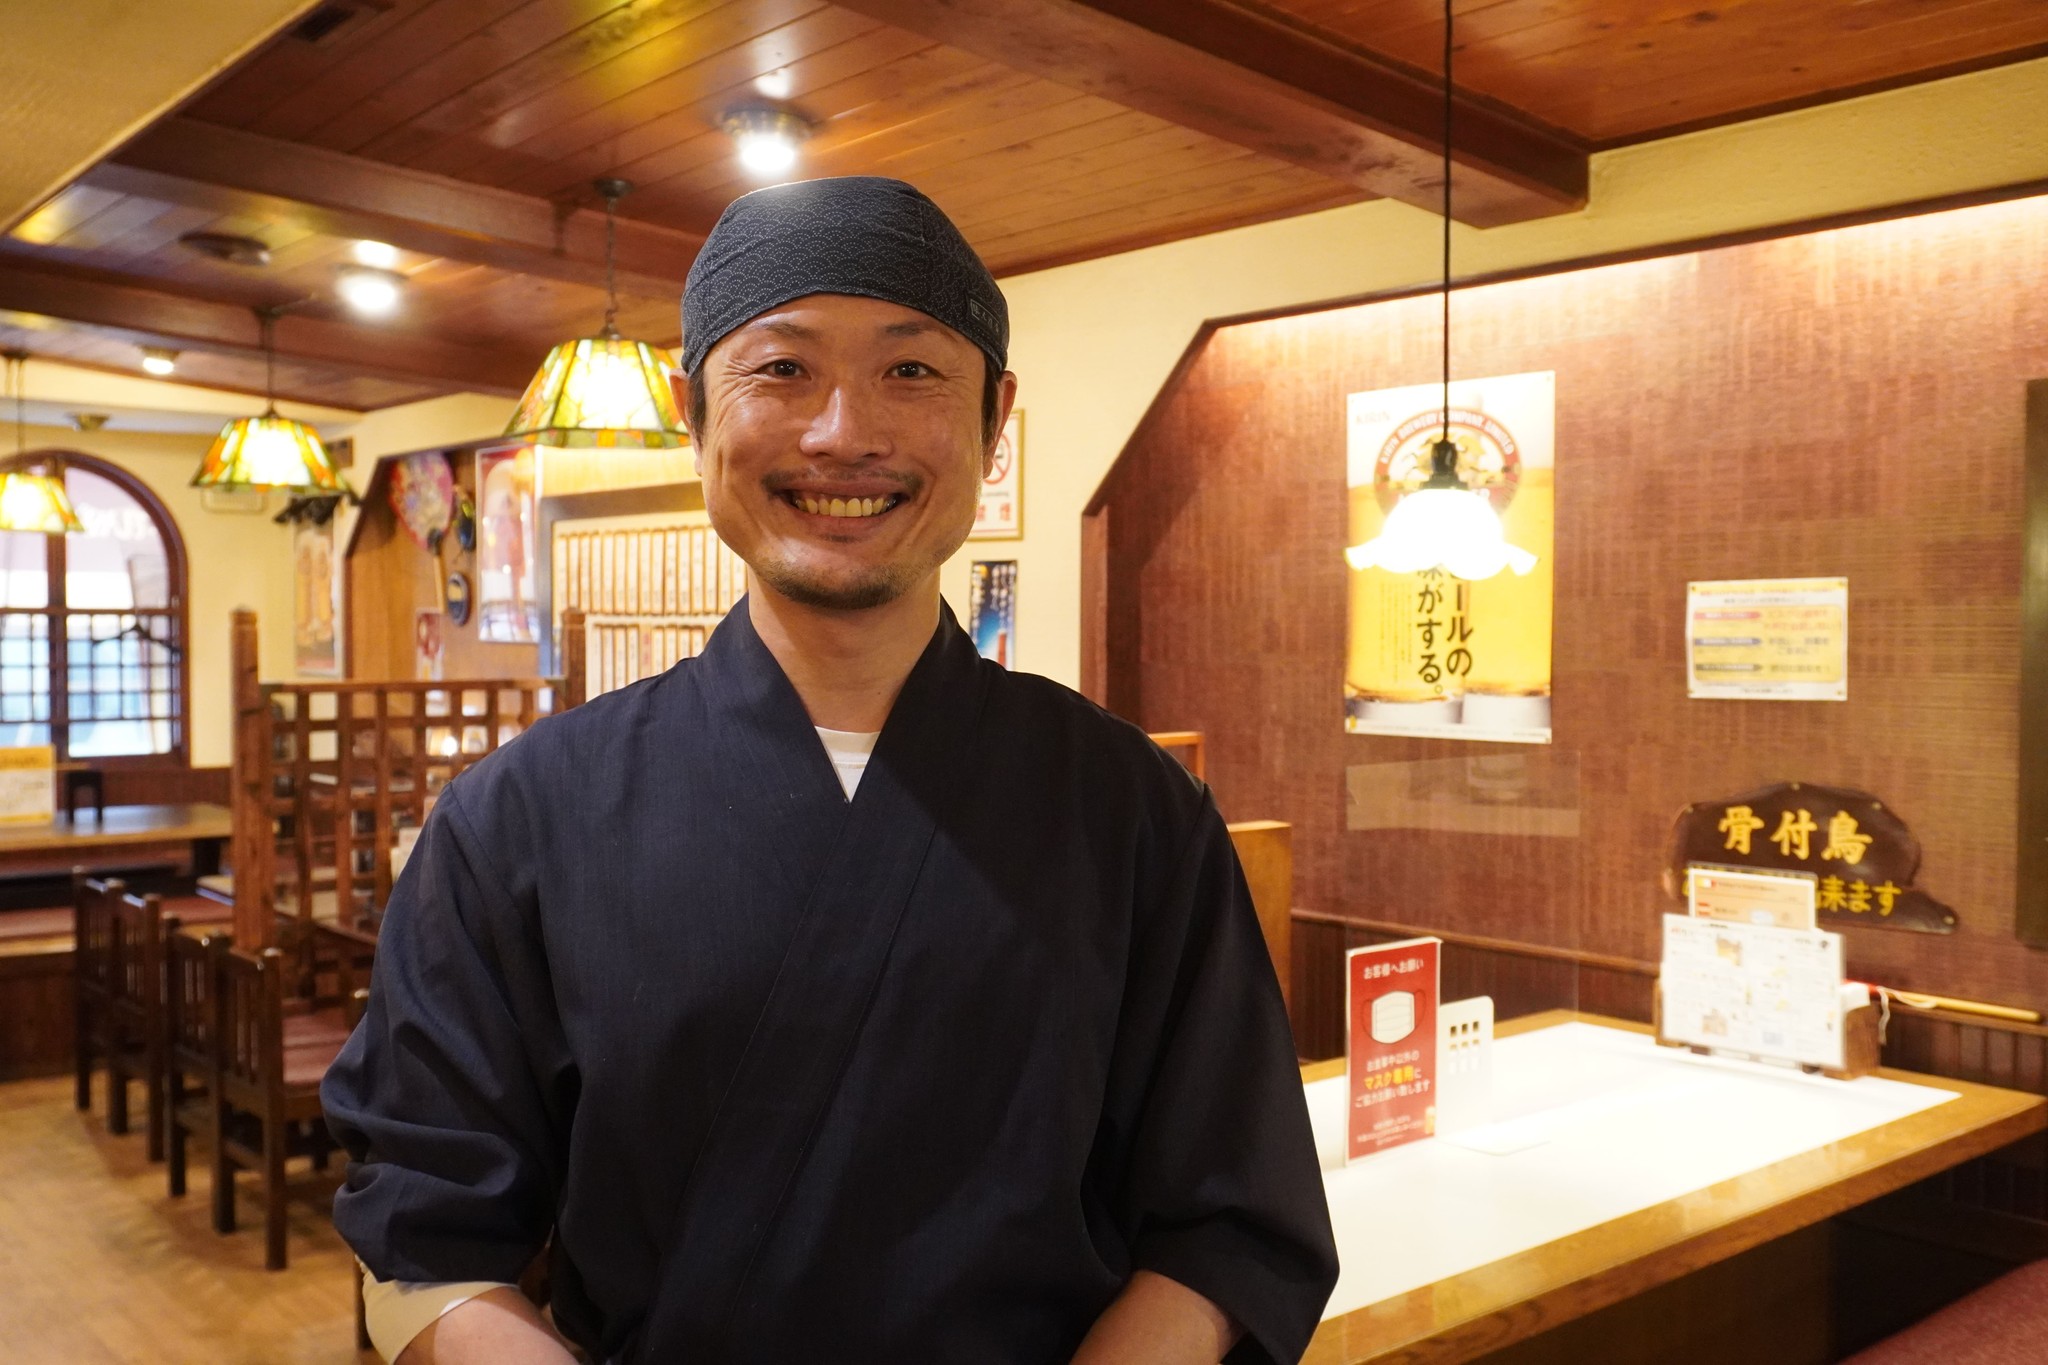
(0, 802, 231, 881)
(1301, 1011, 2047, 1364)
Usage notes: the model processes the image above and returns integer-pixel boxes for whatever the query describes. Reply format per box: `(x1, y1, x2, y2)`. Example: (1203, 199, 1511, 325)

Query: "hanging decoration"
(388, 451, 456, 550)
(503, 178, 687, 449)
(192, 309, 349, 494)
(0, 352, 83, 535)
(1341, 2, 1537, 583)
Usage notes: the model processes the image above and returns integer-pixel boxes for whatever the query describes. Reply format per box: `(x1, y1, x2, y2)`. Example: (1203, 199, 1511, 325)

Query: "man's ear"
(982, 369, 1020, 477)
(669, 368, 691, 440)
(670, 369, 706, 476)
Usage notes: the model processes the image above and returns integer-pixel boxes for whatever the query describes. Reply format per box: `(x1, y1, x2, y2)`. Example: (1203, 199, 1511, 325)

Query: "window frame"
(0, 449, 191, 770)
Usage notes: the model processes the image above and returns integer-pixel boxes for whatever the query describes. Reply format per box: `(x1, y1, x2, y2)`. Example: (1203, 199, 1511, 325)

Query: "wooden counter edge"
(1300, 1012, 2048, 1365)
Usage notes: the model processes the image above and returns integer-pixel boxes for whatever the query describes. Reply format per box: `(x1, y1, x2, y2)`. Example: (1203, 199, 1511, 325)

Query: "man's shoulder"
(448, 665, 683, 798)
(979, 664, 1207, 810)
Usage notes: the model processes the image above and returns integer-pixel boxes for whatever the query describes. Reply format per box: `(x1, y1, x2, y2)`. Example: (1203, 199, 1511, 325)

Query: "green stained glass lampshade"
(504, 335, 687, 448)
(193, 412, 347, 492)
(0, 468, 82, 533)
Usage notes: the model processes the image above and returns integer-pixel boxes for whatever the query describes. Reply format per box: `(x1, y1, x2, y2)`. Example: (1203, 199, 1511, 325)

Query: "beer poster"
(1345, 371, 1554, 743)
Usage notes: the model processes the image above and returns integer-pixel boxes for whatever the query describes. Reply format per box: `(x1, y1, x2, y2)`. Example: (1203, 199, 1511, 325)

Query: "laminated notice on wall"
(1687, 577, 1847, 701)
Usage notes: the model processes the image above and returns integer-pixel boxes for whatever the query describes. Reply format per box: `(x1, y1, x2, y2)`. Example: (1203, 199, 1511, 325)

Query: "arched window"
(0, 451, 188, 765)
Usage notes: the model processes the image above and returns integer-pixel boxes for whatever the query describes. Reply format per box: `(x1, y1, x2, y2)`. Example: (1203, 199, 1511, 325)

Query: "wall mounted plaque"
(1666, 781, 1955, 933)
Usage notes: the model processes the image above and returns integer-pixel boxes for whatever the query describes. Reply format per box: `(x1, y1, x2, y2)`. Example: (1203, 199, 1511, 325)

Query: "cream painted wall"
(958, 55, 2048, 689)
(16, 422, 299, 768)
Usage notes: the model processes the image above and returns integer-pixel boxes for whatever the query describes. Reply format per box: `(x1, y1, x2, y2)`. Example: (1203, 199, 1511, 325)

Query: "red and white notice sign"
(1346, 937, 1441, 1160)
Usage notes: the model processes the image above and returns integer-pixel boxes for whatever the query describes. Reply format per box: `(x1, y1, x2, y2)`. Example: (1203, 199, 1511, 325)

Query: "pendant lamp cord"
(8, 353, 23, 458)
(258, 308, 280, 417)
(1440, 0, 1453, 446)
(603, 190, 620, 337)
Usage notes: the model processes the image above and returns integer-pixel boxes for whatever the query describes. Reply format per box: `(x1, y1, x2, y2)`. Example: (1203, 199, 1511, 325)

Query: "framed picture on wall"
(292, 514, 343, 677)
(967, 560, 1017, 667)
(970, 410, 1022, 541)
(476, 444, 541, 643)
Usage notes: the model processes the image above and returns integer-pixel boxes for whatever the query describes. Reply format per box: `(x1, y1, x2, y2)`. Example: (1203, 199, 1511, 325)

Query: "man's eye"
(894, 362, 932, 379)
(767, 360, 802, 377)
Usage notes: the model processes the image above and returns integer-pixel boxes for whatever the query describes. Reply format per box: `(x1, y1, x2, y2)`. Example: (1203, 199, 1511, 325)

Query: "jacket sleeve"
(1120, 794, 1339, 1365)
(322, 776, 576, 1285)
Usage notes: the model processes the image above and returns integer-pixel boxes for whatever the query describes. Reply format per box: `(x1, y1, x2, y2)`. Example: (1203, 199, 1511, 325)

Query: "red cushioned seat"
(1842, 1260, 2048, 1364)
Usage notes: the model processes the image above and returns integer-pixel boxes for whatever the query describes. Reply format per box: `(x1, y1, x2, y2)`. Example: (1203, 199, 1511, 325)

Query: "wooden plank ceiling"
(2, 0, 2042, 410)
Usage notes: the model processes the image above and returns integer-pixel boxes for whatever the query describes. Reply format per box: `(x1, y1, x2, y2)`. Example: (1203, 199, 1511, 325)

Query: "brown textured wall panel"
(1100, 194, 2048, 1021)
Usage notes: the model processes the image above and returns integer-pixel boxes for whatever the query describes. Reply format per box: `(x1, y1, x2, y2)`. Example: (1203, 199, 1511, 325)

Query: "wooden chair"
(71, 873, 123, 1115)
(211, 942, 363, 1269)
(87, 886, 181, 1161)
(164, 928, 227, 1213)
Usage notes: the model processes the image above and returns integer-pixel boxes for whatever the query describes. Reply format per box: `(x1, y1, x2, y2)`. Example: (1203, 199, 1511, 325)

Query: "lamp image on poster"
(967, 560, 1016, 667)
(1345, 371, 1554, 744)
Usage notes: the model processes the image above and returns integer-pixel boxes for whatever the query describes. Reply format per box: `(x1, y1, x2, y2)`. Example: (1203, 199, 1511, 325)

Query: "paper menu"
(1346, 937, 1440, 1160)
(1660, 914, 1846, 1071)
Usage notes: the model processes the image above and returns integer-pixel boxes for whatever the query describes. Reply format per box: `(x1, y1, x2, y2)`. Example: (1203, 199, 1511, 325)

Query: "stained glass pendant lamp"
(0, 352, 83, 534)
(503, 179, 686, 449)
(192, 310, 348, 493)
(1343, 3, 1537, 582)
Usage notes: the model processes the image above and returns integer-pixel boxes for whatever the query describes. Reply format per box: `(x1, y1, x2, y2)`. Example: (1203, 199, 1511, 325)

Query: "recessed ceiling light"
(753, 68, 792, 99)
(140, 347, 179, 377)
(721, 107, 811, 179)
(353, 239, 400, 269)
(336, 264, 405, 317)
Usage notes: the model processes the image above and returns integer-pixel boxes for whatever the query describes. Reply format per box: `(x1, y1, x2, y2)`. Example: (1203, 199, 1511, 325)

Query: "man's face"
(678, 293, 1015, 612)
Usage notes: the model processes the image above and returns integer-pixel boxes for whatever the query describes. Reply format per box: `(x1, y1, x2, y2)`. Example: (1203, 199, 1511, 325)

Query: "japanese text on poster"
(1687, 577, 1847, 701)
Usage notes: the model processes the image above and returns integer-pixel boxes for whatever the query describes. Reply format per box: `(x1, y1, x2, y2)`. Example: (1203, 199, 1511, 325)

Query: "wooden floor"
(0, 1074, 377, 1364)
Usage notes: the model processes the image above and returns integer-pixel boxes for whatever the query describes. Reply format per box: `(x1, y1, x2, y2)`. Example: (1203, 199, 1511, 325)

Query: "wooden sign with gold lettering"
(1665, 782, 1956, 933)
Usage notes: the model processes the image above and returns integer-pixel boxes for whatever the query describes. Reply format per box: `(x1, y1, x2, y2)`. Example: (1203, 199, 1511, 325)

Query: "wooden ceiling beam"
(83, 117, 703, 298)
(0, 259, 535, 397)
(831, 0, 1587, 226)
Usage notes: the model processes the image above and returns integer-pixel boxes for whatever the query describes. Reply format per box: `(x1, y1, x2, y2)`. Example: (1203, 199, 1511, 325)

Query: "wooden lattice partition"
(228, 608, 586, 950)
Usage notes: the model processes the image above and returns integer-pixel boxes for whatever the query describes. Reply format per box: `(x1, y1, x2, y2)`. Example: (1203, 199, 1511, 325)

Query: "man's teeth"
(795, 495, 894, 518)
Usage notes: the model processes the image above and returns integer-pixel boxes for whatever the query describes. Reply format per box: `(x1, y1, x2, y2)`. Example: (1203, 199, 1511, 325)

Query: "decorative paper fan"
(389, 452, 455, 550)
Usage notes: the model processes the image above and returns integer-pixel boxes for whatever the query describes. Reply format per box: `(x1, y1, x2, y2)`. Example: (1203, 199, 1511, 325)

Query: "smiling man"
(323, 177, 1336, 1365)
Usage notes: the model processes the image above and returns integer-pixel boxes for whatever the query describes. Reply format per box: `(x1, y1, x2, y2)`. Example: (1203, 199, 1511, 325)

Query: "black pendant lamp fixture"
(1345, 0, 1536, 580)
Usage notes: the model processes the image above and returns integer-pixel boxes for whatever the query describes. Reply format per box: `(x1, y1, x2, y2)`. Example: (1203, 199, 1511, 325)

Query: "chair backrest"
(106, 889, 167, 1018)
(72, 873, 126, 999)
(166, 928, 229, 1073)
(214, 945, 285, 1103)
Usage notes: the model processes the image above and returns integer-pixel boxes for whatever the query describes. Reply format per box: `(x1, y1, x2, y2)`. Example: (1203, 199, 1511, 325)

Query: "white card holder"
(1435, 995, 1495, 1135)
